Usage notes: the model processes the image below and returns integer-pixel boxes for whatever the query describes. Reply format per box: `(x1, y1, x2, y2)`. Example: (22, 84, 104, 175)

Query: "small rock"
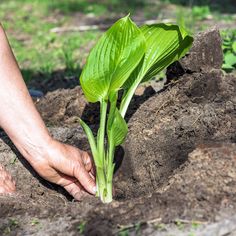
(28, 89, 44, 98)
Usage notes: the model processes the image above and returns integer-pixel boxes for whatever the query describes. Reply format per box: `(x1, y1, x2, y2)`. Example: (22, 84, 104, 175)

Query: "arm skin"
(0, 24, 96, 199)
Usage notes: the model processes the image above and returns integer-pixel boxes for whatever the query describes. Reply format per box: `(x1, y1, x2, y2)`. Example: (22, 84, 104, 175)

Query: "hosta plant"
(79, 15, 193, 203)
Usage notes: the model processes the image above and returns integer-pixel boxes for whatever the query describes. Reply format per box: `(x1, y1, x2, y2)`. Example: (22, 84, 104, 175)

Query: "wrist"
(12, 130, 54, 165)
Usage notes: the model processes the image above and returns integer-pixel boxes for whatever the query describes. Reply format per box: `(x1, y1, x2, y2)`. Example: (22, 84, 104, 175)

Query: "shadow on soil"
(80, 85, 157, 128)
(24, 67, 82, 94)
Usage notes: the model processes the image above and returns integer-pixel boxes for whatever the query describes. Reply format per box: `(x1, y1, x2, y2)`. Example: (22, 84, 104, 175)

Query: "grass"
(31, 218, 40, 226)
(0, 0, 101, 83)
(0, 0, 235, 86)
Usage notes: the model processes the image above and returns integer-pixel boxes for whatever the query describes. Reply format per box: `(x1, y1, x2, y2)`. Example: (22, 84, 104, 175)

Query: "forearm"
(0, 25, 52, 163)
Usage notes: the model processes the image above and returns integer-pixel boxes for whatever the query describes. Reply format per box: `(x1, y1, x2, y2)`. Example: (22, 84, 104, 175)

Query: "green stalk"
(97, 99, 107, 160)
(96, 99, 112, 203)
(106, 137, 115, 202)
(120, 76, 142, 117)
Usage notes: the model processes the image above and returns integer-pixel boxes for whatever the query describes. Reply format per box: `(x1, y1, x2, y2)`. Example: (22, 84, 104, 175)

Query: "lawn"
(1, 0, 235, 85)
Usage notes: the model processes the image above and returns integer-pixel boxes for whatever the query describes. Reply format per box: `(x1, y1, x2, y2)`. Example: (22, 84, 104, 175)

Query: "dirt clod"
(181, 28, 223, 72)
(167, 28, 223, 81)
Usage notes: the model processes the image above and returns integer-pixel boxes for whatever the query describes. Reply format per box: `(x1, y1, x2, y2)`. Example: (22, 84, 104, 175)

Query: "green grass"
(1, 0, 101, 82)
(0, 0, 235, 85)
(0, 0, 148, 83)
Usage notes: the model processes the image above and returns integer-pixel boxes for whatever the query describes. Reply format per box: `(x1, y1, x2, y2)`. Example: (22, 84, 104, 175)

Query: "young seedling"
(79, 15, 193, 203)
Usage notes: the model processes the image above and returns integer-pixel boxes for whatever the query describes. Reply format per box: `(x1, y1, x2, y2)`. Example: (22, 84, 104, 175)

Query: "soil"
(0, 29, 236, 235)
(0, 69, 236, 235)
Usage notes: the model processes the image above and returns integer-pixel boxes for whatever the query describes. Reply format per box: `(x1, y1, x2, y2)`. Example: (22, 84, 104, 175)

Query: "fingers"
(73, 163, 96, 195)
(46, 142, 96, 196)
(51, 157, 96, 195)
(81, 151, 93, 172)
(56, 173, 89, 201)
(63, 182, 85, 201)
(0, 165, 16, 194)
(81, 151, 96, 177)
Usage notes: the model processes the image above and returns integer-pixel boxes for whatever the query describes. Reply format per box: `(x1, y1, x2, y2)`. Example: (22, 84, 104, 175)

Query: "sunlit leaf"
(123, 24, 193, 89)
(80, 15, 145, 102)
(232, 41, 236, 53)
(120, 24, 193, 117)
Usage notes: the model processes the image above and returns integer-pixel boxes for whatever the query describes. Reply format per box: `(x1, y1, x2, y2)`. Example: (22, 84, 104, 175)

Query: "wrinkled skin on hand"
(0, 164, 16, 194)
(27, 139, 96, 201)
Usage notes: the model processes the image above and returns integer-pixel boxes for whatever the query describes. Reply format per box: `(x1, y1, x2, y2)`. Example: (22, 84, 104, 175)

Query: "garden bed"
(0, 28, 236, 235)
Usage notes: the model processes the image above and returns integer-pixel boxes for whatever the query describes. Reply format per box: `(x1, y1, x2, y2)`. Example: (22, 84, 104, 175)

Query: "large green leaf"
(120, 24, 193, 117)
(123, 24, 193, 89)
(80, 15, 146, 103)
(224, 52, 236, 66)
(108, 109, 128, 147)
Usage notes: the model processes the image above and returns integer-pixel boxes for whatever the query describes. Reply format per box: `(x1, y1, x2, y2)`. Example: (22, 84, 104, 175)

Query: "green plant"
(79, 15, 193, 203)
(191, 221, 200, 229)
(118, 229, 130, 236)
(154, 223, 167, 231)
(175, 220, 184, 230)
(31, 218, 40, 226)
(192, 6, 211, 20)
(62, 45, 76, 72)
(76, 221, 86, 234)
(221, 29, 236, 72)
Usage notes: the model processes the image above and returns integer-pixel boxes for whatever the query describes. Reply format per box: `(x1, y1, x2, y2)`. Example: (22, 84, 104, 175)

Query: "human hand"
(27, 139, 96, 200)
(0, 164, 16, 194)
(0, 24, 95, 200)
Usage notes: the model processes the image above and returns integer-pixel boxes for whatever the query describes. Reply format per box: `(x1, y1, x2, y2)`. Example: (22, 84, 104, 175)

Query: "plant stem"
(97, 99, 107, 164)
(120, 78, 141, 117)
(96, 99, 114, 203)
(107, 139, 115, 199)
(96, 157, 113, 203)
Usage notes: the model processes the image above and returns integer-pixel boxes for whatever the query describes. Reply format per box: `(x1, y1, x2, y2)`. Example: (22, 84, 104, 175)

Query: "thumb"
(73, 162, 96, 195)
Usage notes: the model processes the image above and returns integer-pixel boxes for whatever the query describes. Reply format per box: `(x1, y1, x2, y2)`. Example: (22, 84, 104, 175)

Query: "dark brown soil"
(1, 29, 236, 235)
(34, 84, 157, 129)
(118, 69, 236, 199)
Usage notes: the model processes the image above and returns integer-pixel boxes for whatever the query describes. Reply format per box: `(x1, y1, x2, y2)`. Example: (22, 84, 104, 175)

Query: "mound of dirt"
(34, 82, 156, 128)
(1, 71, 236, 235)
(1, 129, 236, 235)
(35, 87, 89, 126)
(117, 69, 236, 199)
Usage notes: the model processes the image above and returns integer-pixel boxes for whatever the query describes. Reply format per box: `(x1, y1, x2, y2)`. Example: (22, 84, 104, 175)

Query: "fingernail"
(92, 186, 97, 194)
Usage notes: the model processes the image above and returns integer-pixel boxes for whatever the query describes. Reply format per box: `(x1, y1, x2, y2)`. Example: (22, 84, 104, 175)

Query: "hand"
(0, 164, 16, 194)
(27, 139, 96, 200)
(0, 25, 96, 200)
